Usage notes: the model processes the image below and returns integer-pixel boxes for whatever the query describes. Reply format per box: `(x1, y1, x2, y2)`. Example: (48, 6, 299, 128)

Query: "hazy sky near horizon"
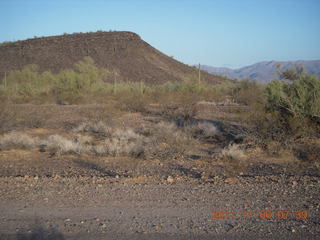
(1, 0, 319, 68)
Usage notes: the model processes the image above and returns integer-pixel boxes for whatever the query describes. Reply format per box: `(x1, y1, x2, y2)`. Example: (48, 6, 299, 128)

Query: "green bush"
(52, 57, 109, 103)
(265, 70, 320, 136)
(1, 57, 109, 103)
(4, 65, 54, 98)
(1, 58, 235, 105)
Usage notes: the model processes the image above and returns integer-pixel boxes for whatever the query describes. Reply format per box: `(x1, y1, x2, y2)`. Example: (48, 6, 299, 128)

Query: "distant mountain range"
(201, 60, 320, 82)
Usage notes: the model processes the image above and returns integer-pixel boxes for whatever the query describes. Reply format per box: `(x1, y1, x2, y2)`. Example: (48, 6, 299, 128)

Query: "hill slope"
(0, 31, 223, 84)
(202, 60, 320, 82)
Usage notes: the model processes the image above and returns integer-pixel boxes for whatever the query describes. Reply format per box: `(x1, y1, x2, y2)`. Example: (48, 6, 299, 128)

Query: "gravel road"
(0, 175, 319, 240)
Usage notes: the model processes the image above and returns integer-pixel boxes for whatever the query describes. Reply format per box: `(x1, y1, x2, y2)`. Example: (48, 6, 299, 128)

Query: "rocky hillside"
(202, 60, 320, 82)
(0, 31, 223, 84)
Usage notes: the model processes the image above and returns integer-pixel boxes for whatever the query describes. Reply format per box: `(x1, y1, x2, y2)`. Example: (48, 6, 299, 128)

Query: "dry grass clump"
(106, 128, 144, 157)
(160, 102, 197, 125)
(0, 131, 91, 155)
(68, 123, 147, 157)
(219, 144, 247, 177)
(186, 121, 219, 139)
(73, 121, 111, 137)
(92, 122, 194, 159)
(44, 135, 90, 155)
(91, 144, 107, 156)
(0, 120, 199, 159)
(93, 128, 145, 157)
(142, 121, 197, 160)
(0, 127, 145, 158)
(0, 132, 39, 150)
(74, 134, 93, 145)
(221, 144, 245, 160)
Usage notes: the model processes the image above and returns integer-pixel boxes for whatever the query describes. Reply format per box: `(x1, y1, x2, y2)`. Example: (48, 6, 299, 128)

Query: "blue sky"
(0, 0, 319, 68)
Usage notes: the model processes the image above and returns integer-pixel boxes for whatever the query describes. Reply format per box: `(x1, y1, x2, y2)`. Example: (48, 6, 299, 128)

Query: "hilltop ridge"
(0, 31, 224, 84)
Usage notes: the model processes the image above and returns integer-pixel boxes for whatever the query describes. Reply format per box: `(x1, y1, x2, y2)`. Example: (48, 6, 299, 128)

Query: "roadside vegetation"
(0, 56, 234, 105)
(0, 58, 319, 177)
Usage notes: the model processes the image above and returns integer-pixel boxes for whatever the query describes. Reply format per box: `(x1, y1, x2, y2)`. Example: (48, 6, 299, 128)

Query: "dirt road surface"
(0, 175, 319, 240)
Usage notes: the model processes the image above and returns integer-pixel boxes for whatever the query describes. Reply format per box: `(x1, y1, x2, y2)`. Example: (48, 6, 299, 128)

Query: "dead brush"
(73, 121, 111, 137)
(142, 121, 198, 160)
(73, 134, 93, 145)
(185, 121, 220, 140)
(116, 93, 149, 113)
(98, 128, 145, 157)
(44, 135, 90, 155)
(161, 103, 197, 126)
(219, 144, 247, 177)
(0, 131, 40, 150)
(74, 122, 146, 157)
(157, 92, 199, 124)
(0, 121, 198, 160)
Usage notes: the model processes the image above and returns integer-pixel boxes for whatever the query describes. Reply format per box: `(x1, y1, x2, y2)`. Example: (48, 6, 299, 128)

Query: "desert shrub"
(177, 77, 200, 93)
(116, 93, 149, 113)
(185, 121, 219, 140)
(0, 121, 199, 159)
(52, 57, 109, 103)
(0, 132, 39, 150)
(148, 79, 235, 106)
(278, 65, 305, 81)
(0, 132, 92, 155)
(91, 123, 195, 159)
(247, 69, 320, 157)
(251, 110, 287, 142)
(1, 57, 109, 103)
(207, 81, 236, 102)
(142, 121, 197, 160)
(163, 103, 197, 125)
(74, 134, 93, 145)
(91, 144, 107, 156)
(89, 122, 198, 159)
(3, 65, 55, 100)
(74, 122, 146, 157)
(158, 93, 199, 125)
(95, 128, 145, 157)
(265, 72, 320, 136)
(45, 135, 89, 155)
(220, 144, 247, 177)
(2, 59, 235, 105)
(231, 79, 265, 106)
(73, 121, 111, 137)
(220, 144, 245, 160)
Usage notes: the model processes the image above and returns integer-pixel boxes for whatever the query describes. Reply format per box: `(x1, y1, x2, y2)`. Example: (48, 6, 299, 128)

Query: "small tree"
(52, 57, 108, 102)
(265, 67, 320, 135)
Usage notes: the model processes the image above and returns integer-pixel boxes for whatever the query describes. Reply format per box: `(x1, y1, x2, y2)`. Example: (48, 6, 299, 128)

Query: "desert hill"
(0, 31, 224, 84)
